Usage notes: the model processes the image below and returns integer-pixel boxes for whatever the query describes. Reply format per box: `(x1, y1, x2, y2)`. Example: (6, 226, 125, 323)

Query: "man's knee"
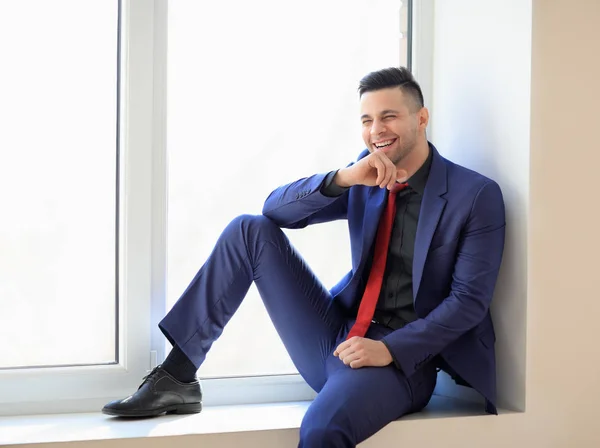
(299, 409, 353, 448)
(228, 214, 279, 236)
(299, 424, 350, 448)
(221, 214, 284, 256)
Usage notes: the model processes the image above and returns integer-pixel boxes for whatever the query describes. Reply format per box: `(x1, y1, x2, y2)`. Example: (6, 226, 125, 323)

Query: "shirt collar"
(406, 144, 433, 195)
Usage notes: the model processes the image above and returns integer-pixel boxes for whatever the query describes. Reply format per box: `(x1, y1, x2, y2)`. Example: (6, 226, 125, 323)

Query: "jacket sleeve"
(261, 172, 350, 228)
(381, 181, 506, 377)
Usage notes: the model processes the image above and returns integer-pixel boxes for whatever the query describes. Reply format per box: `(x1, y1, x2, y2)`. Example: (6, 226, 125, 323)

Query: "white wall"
(429, 0, 531, 411)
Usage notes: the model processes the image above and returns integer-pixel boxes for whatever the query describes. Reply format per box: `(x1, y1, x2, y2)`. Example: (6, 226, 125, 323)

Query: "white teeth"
(375, 139, 394, 148)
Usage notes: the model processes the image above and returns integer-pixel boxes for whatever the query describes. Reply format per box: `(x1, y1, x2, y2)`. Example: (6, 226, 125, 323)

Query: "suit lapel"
(413, 147, 448, 300)
(358, 187, 387, 267)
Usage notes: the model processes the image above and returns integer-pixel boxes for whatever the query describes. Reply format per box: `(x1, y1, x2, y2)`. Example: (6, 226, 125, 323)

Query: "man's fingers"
(380, 164, 392, 189)
(334, 337, 373, 368)
(373, 158, 386, 185)
(382, 156, 394, 188)
(341, 350, 361, 366)
(382, 155, 398, 189)
(381, 163, 395, 189)
(367, 152, 401, 188)
(349, 359, 365, 369)
(337, 341, 359, 363)
(334, 339, 351, 356)
(338, 345, 356, 362)
(370, 152, 391, 187)
(387, 169, 397, 190)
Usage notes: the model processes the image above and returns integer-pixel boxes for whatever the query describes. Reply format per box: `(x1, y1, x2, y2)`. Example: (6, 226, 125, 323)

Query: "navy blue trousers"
(159, 214, 437, 447)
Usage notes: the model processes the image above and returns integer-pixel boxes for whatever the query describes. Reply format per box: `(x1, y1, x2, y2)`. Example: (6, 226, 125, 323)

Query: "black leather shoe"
(102, 366, 202, 417)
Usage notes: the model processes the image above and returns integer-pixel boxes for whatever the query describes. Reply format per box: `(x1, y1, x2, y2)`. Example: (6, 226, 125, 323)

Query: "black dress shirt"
(320, 148, 433, 332)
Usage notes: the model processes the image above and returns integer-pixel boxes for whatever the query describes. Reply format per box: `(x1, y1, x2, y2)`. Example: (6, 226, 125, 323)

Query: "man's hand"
(333, 336, 394, 369)
(334, 152, 408, 189)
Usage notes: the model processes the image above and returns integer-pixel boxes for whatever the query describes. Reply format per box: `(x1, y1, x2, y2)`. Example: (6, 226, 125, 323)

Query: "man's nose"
(370, 119, 386, 136)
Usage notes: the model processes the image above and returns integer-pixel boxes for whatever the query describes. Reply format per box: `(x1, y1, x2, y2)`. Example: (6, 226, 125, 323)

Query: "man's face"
(360, 87, 424, 166)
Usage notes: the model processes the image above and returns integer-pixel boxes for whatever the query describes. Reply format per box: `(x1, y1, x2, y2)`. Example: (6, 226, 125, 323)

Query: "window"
(0, 0, 415, 416)
(0, 0, 118, 370)
(0, 0, 158, 416)
(166, 0, 410, 387)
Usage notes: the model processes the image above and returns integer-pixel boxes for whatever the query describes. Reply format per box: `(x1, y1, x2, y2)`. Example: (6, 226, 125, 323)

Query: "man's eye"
(362, 120, 372, 125)
(383, 115, 396, 120)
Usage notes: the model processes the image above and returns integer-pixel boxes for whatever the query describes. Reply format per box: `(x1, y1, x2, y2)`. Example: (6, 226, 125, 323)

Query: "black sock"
(162, 345, 198, 383)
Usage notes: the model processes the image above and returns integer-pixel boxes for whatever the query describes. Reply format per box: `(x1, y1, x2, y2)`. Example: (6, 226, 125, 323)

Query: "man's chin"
(391, 145, 416, 166)
(389, 152, 405, 166)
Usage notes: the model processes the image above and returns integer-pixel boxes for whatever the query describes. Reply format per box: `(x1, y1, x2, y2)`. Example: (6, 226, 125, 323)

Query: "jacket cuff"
(381, 338, 404, 373)
(320, 170, 350, 197)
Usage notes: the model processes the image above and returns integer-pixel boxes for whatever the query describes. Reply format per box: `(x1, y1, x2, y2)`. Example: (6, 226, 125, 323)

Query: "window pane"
(0, 1, 119, 368)
(167, 0, 409, 377)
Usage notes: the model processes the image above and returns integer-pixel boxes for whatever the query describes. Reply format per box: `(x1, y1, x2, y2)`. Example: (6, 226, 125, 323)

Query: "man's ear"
(418, 107, 430, 130)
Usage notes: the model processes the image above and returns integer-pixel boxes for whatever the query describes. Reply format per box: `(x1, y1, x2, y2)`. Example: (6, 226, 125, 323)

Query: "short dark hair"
(358, 67, 424, 111)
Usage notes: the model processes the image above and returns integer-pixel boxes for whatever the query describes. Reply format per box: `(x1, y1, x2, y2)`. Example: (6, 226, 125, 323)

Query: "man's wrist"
(333, 168, 353, 188)
(381, 339, 403, 372)
(321, 170, 349, 197)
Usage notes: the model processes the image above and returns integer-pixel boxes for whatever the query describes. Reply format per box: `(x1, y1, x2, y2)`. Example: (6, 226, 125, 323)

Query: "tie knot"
(391, 182, 409, 194)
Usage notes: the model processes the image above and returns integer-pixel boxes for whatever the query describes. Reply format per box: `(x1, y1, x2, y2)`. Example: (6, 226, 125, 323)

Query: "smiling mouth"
(373, 138, 397, 149)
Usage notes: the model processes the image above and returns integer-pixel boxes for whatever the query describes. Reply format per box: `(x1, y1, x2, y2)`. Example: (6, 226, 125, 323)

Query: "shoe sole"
(102, 402, 202, 417)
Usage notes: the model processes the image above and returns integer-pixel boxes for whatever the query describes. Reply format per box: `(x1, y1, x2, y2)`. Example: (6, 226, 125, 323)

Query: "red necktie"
(346, 182, 408, 339)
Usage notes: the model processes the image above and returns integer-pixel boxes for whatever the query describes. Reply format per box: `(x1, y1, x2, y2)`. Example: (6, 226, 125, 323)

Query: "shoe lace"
(138, 365, 162, 390)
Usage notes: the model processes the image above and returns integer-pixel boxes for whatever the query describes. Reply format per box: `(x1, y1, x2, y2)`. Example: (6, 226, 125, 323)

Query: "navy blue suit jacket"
(262, 144, 506, 413)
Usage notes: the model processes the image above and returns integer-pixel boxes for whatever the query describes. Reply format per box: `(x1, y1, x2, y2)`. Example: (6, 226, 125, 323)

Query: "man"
(103, 67, 505, 447)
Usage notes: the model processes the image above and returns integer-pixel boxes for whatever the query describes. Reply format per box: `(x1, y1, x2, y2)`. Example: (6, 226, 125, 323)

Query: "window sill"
(0, 395, 511, 447)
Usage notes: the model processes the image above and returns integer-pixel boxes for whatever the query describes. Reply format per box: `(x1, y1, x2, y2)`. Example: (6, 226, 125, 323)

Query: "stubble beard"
(390, 134, 417, 166)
